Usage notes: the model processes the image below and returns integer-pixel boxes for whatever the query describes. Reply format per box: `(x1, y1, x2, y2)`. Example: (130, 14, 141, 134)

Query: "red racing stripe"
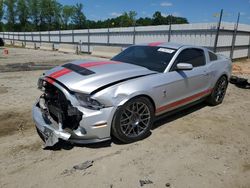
(148, 42, 165, 47)
(47, 61, 120, 84)
(50, 68, 72, 79)
(156, 89, 213, 114)
(46, 77, 55, 84)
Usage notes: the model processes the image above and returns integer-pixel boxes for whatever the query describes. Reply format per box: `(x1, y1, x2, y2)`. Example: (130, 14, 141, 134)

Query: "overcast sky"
(58, 0, 250, 24)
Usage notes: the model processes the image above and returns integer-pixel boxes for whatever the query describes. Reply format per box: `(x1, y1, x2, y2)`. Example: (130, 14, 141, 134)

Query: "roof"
(138, 42, 185, 50)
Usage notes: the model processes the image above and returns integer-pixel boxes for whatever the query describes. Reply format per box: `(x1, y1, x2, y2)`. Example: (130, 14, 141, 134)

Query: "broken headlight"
(75, 93, 104, 110)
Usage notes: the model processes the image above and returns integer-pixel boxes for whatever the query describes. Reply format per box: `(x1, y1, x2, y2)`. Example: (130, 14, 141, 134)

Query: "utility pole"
(107, 20, 110, 45)
(59, 29, 61, 43)
(72, 30, 74, 43)
(87, 21, 90, 53)
(168, 14, 172, 42)
(213, 9, 223, 52)
(230, 12, 240, 60)
(133, 20, 136, 45)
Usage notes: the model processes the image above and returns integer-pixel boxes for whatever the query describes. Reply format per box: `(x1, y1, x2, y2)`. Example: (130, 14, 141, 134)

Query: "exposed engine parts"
(40, 80, 83, 130)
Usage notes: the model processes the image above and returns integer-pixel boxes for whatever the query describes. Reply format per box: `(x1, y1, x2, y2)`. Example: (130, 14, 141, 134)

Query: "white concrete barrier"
(92, 46, 122, 58)
(4, 39, 13, 45)
(40, 42, 54, 51)
(1, 22, 250, 59)
(25, 42, 37, 49)
(13, 40, 24, 47)
(58, 43, 78, 54)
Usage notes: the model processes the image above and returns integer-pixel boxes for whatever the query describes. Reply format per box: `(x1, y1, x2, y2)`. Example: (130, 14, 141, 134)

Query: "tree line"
(0, 0, 189, 32)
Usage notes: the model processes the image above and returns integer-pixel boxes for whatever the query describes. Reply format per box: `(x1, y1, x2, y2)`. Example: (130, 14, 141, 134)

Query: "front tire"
(112, 97, 154, 143)
(206, 76, 228, 106)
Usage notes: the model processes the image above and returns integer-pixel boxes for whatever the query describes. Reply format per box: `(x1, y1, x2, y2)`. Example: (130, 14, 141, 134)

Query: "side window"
(209, 51, 218, 61)
(175, 48, 206, 68)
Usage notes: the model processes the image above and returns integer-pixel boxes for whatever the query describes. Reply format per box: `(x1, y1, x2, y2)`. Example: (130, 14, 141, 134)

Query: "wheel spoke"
(127, 126, 134, 135)
(137, 124, 145, 131)
(136, 103, 140, 113)
(137, 104, 144, 113)
(123, 110, 132, 118)
(216, 95, 220, 102)
(126, 107, 133, 114)
(125, 124, 131, 131)
(141, 113, 150, 117)
(138, 123, 147, 128)
(140, 120, 148, 126)
(141, 116, 150, 121)
(121, 121, 130, 127)
(140, 107, 147, 115)
(121, 116, 130, 122)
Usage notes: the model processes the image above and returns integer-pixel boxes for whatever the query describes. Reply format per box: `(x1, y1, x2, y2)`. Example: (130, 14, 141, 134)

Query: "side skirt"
(154, 98, 207, 121)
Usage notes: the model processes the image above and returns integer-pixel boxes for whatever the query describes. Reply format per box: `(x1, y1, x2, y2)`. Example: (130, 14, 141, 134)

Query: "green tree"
(152, 11, 165, 25)
(171, 16, 188, 24)
(62, 5, 74, 29)
(4, 0, 17, 31)
(28, 0, 40, 31)
(0, 1, 189, 32)
(128, 11, 137, 25)
(17, 0, 29, 31)
(116, 11, 137, 27)
(53, 1, 62, 30)
(137, 17, 152, 26)
(40, 0, 62, 30)
(72, 3, 86, 29)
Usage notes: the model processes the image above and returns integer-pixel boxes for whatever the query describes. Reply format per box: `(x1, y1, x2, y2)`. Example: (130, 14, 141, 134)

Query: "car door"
(154, 48, 211, 115)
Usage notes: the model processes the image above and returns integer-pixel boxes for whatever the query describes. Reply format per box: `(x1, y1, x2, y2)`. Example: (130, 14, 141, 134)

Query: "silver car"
(32, 42, 232, 146)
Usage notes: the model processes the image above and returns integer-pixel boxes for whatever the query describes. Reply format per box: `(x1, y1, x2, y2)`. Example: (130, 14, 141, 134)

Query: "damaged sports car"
(32, 42, 232, 146)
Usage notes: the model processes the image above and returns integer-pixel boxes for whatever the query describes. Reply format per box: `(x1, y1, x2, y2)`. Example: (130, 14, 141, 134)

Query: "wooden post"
(230, 12, 240, 59)
(213, 9, 223, 52)
(168, 15, 172, 42)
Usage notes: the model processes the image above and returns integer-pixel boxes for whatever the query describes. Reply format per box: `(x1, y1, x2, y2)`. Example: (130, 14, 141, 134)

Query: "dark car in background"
(0, 38, 4, 46)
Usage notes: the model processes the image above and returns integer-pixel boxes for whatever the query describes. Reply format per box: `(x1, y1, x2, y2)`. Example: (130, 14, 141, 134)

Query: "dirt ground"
(0, 48, 249, 188)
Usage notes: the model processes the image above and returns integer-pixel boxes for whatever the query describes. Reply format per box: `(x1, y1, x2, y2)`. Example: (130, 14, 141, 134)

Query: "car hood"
(44, 60, 155, 94)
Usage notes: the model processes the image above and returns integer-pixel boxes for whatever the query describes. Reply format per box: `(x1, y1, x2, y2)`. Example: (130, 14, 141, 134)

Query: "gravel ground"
(0, 48, 249, 188)
(0, 47, 105, 66)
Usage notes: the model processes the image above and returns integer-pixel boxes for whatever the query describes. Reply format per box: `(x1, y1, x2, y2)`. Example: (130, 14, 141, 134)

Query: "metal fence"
(0, 22, 250, 59)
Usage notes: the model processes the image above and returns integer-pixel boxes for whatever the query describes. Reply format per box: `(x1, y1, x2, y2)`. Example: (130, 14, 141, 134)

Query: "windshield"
(112, 46, 176, 72)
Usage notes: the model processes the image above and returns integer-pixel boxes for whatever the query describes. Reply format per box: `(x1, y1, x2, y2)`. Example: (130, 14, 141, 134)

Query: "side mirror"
(176, 63, 193, 71)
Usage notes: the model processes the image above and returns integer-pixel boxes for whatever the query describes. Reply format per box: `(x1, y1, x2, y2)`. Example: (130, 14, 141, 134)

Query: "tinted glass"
(209, 51, 218, 61)
(112, 46, 176, 72)
(175, 48, 206, 67)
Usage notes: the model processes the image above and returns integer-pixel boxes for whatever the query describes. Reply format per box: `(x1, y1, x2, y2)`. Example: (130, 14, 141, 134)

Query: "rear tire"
(112, 97, 154, 143)
(206, 76, 228, 106)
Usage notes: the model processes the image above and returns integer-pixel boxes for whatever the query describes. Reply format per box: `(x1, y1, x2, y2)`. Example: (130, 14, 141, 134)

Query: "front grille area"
(42, 80, 83, 130)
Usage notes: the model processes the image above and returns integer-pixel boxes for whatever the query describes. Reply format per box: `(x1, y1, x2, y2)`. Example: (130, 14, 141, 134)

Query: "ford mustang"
(32, 42, 232, 146)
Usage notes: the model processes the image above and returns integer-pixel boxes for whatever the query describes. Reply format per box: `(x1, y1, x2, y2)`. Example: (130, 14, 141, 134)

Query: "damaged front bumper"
(32, 102, 116, 147)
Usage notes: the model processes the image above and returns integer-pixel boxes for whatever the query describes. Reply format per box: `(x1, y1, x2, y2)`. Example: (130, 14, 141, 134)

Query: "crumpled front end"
(32, 60, 155, 147)
(32, 78, 116, 147)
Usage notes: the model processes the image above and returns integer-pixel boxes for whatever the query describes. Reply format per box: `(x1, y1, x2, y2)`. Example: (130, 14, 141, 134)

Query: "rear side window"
(175, 48, 206, 67)
(209, 51, 218, 61)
